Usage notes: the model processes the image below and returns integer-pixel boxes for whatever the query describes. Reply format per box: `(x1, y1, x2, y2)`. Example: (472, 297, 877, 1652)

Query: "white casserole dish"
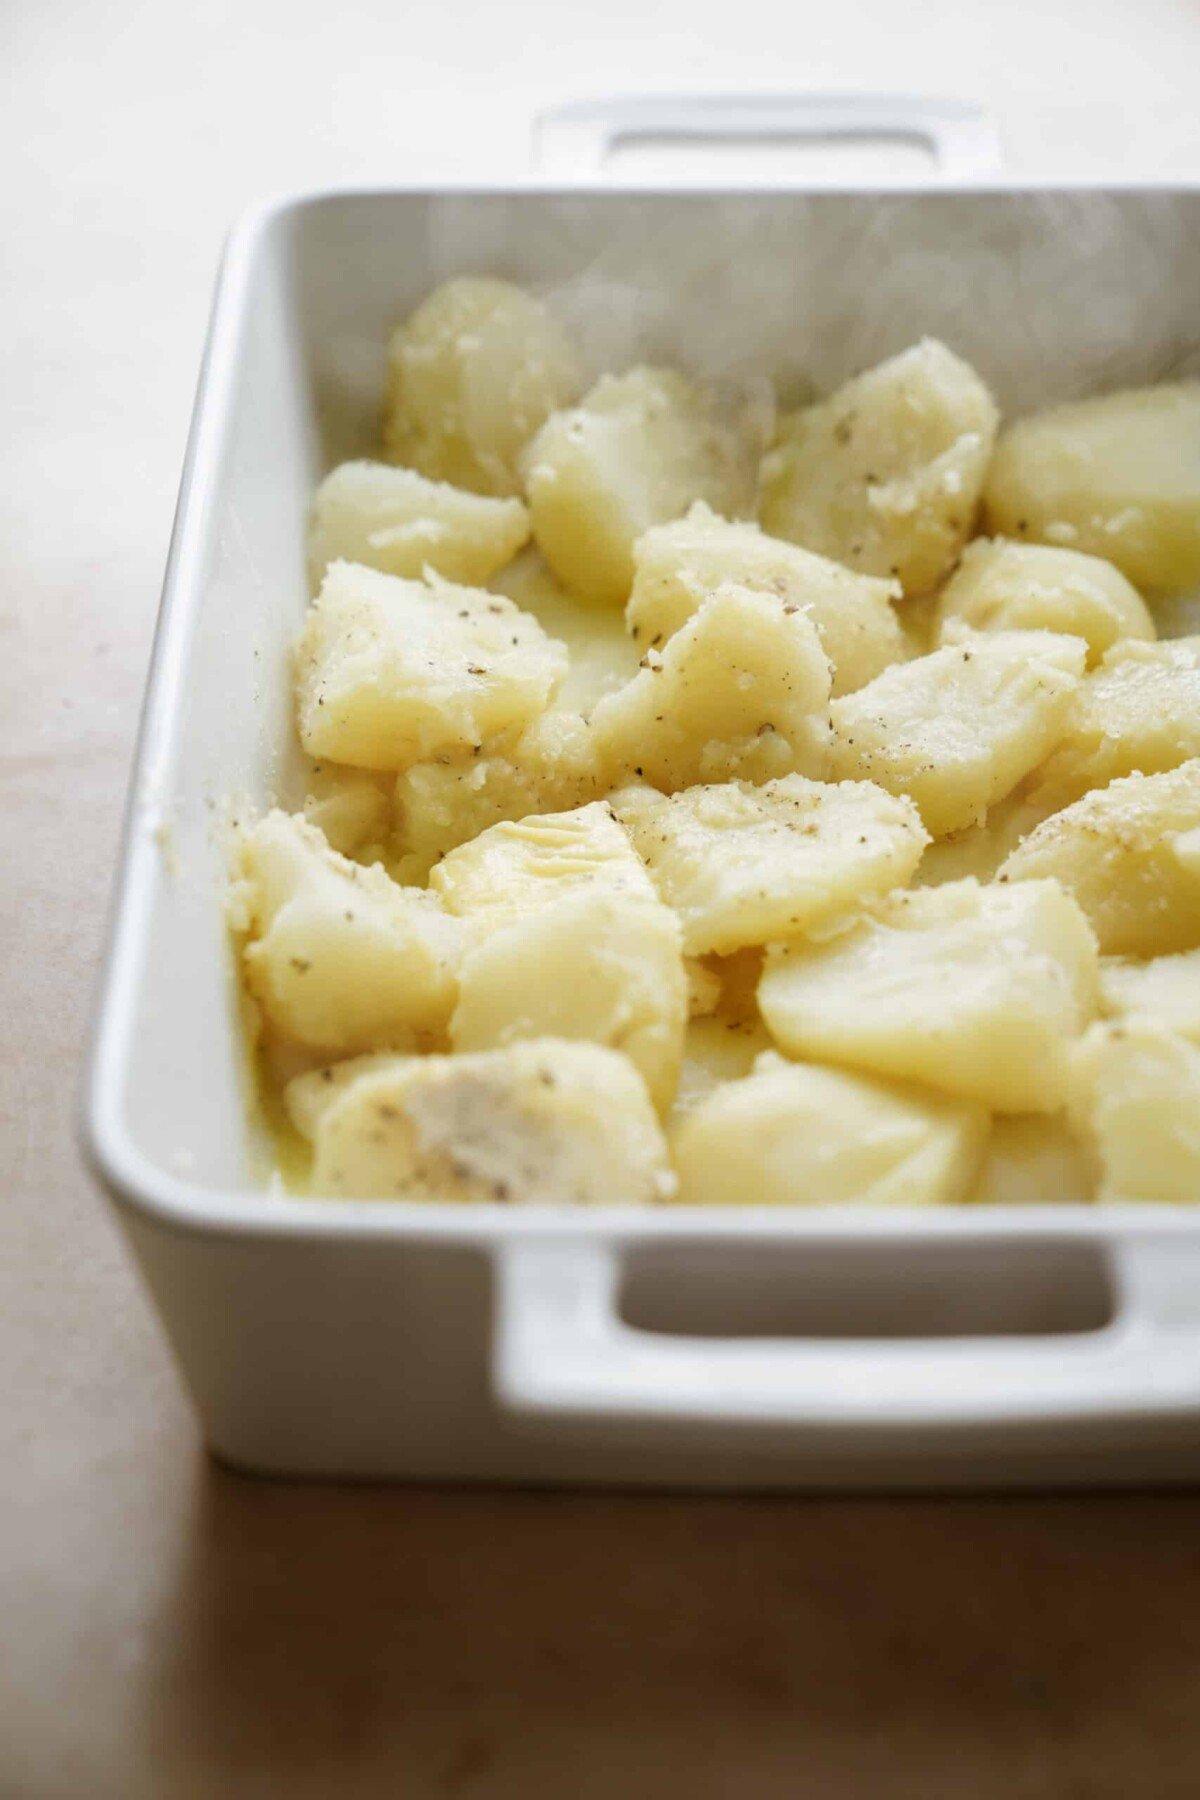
(84, 95, 1200, 1489)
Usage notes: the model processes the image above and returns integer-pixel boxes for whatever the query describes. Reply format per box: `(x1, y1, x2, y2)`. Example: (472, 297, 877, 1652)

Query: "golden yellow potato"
(449, 890, 687, 1113)
(760, 338, 999, 596)
(301, 764, 393, 858)
(522, 368, 756, 606)
(236, 811, 461, 1054)
(610, 774, 927, 955)
(300, 1040, 674, 1203)
(968, 1114, 1095, 1205)
(392, 709, 600, 883)
(829, 630, 1086, 838)
(384, 277, 580, 496)
(758, 878, 1099, 1112)
(683, 957, 724, 1018)
(1030, 636, 1200, 807)
(1070, 1022, 1200, 1204)
(984, 382, 1200, 594)
(914, 783, 1060, 887)
(672, 1051, 987, 1207)
(627, 502, 903, 695)
(999, 760, 1200, 956)
(295, 562, 567, 771)
(1099, 948, 1200, 1044)
(590, 584, 831, 793)
(935, 537, 1154, 666)
(670, 1014, 774, 1120)
(430, 800, 657, 935)
(307, 461, 530, 590)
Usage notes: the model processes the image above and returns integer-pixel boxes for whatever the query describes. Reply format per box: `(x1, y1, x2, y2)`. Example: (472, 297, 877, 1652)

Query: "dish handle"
(534, 92, 1002, 182)
(493, 1234, 1200, 1434)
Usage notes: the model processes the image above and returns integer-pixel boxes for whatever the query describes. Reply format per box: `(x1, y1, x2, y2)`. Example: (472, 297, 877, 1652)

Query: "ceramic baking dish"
(84, 95, 1200, 1489)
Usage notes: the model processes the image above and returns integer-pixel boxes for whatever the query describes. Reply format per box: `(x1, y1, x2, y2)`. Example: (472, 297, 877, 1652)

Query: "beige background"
(6, 1, 1200, 1792)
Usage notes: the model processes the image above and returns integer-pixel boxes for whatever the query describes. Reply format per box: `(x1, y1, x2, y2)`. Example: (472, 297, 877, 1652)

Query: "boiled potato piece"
(590, 584, 831, 793)
(1152, 588, 1200, 639)
(672, 1051, 987, 1207)
(1069, 1022, 1200, 1204)
(627, 502, 903, 695)
(975, 1114, 1096, 1205)
(307, 462, 530, 589)
(1030, 637, 1200, 807)
(392, 708, 600, 883)
(285, 1052, 406, 1140)
(683, 957, 723, 1018)
(295, 562, 566, 771)
(611, 774, 927, 956)
(302, 1040, 674, 1204)
(384, 277, 580, 497)
(302, 764, 393, 858)
(984, 382, 1200, 594)
(935, 537, 1153, 666)
(758, 878, 1099, 1112)
(522, 368, 756, 606)
(914, 782, 1060, 887)
(450, 889, 687, 1112)
(969, 1114, 1095, 1206)
(489, 549, 641, 712)
(430, 800, 657, 935)
(829, 630, 1087, 837)
(999, 760, 1200, 956)
(671, 1014, 774, 1119)
(760, 339, 999, 596)
(1099, 948, 1200, 1044)
(236, 811, 461, 1053)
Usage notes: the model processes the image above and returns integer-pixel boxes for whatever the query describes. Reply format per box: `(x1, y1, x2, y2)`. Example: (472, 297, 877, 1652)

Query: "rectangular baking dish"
(84, 95, 1200, 1489)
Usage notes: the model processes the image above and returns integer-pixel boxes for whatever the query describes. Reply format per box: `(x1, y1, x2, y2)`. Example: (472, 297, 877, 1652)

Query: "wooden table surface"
(5, 1, 1200, 1792)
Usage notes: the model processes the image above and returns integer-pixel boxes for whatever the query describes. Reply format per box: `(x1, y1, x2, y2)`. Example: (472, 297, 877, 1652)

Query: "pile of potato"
(230, 276, 1200, 1207)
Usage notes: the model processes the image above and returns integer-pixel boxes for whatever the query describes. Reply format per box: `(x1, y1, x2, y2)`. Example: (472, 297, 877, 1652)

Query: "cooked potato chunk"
(307, 461, 530, 589)
(430, 800, 657, 934)
(1099, 948, 1200, 1044)
(236, 811, 461, 1053)
(914, 783, 1060, 887)
(683, 957, 723, 1018)
(627, 502, 903, 695)
(300, 1040, 674, 1204)
(759, 339, 999, 596)
(611, 774, 927, 955)
(295, 562, 566, 771)
(673, 1051, 987, 1207)
(393, 709, 600, 882)
(284, 1052, 405, 1140)
(999, 761, 1200, 956)
(758, 878, 1099, 1112)
(302, 764, 393, 857)
(969, 1114, 1095, 1206)
(671, 1014, 774, 1118)
(450, 890, 687, 1112)
(590, 584, 831, 793)
(489, 548, 642, 713)
(384, 277, 580, 496)
(935, 537, 1154, 666)
(829, 631, 1086, 837)
(435, 803, 685, 1107)
(522, 368, 756, 606)
(1030, 637, 1200, 807)
(984, 382, 1200, 593)
(1069, 1022, 1200, 1204)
